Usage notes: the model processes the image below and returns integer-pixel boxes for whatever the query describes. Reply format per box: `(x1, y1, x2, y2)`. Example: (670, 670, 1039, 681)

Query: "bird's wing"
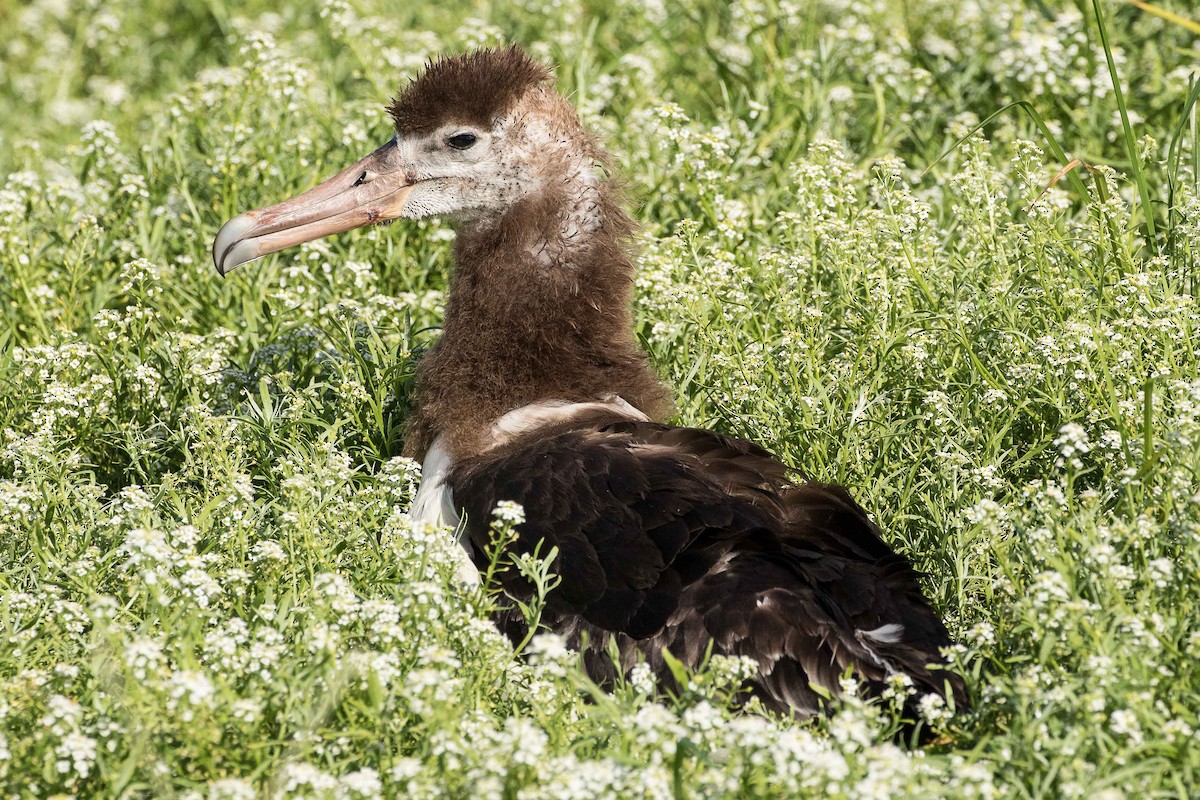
(448, 419, 784, 638)
(447, 418, 964, 713)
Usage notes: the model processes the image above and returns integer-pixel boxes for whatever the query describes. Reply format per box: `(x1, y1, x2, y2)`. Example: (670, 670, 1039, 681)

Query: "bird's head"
(214, 46, 596, 275)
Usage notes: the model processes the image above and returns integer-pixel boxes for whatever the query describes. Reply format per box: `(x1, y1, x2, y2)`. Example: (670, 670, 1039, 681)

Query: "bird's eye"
(447, 132, 478, 150)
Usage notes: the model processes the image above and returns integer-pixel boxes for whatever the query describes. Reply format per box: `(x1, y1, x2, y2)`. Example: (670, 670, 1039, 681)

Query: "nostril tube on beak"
(211, 136, 412, 277)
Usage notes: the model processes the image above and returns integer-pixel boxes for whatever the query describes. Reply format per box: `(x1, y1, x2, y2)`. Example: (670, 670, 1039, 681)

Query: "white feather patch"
(410, 436, 478, 585)
(411, 435, 459, 530)
(487, 395, 648, 450)
(859, 623, 905, 644)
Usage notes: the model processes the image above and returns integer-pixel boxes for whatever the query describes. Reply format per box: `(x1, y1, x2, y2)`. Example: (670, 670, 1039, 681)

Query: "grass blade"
(1128, 0, 1200, 34)
(1094, 0, 1158, 246)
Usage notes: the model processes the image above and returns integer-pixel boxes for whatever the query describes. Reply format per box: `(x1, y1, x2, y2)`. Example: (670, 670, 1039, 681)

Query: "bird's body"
(433, 404, 962, 717)
(214, 46, 966, 722)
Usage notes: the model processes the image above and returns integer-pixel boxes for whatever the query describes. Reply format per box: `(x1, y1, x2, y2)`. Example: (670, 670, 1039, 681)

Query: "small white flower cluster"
(117, 523, 224, 607)
(992, 7, 1120, 109)
(1053, 422, 1091, 471)
(164, 670, 217, 723)
(492, 499, 526, 526)
(38, 695, 98, 781)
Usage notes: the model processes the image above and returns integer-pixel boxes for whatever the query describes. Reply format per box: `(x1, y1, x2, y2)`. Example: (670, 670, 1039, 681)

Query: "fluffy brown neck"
(402, 184, 674, 461)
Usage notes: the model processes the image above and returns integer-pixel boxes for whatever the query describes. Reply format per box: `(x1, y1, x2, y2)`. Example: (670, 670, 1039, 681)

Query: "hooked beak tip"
(212, 212, 261, 276)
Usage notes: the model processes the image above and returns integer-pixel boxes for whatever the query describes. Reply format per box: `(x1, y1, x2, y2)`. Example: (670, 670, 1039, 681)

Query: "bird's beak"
(212, 137, 415, 276)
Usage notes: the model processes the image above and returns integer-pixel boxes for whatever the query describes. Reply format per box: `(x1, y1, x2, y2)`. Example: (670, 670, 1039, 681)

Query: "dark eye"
(447, 132, 478, 150)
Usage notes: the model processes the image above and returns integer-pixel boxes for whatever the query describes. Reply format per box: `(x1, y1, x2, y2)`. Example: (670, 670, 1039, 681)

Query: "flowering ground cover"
(3, 0, 1200, 797)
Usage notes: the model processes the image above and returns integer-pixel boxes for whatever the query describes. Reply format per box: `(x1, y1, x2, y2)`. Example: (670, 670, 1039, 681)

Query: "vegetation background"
(2, 0, 1199, 797)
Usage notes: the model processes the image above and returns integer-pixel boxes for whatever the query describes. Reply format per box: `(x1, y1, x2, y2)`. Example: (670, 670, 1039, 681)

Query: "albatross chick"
(213, 46, 967, 723)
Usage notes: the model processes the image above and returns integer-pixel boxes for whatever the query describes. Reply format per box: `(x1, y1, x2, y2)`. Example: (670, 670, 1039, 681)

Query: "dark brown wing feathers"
(448, 417, 966, 719)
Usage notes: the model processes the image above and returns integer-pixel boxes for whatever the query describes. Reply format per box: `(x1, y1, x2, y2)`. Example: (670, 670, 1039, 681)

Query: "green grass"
(3, 0, 1200, 797)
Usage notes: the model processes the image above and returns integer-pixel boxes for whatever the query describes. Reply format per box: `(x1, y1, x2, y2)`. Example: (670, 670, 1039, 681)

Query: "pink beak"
(212, 138, 415, 275)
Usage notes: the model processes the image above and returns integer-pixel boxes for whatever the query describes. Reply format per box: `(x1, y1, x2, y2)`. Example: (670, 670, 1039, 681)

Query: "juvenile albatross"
(213, 46, 966, 722)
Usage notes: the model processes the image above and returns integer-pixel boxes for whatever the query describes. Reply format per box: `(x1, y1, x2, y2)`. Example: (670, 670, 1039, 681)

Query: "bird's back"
(447, 415, 966, 720)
